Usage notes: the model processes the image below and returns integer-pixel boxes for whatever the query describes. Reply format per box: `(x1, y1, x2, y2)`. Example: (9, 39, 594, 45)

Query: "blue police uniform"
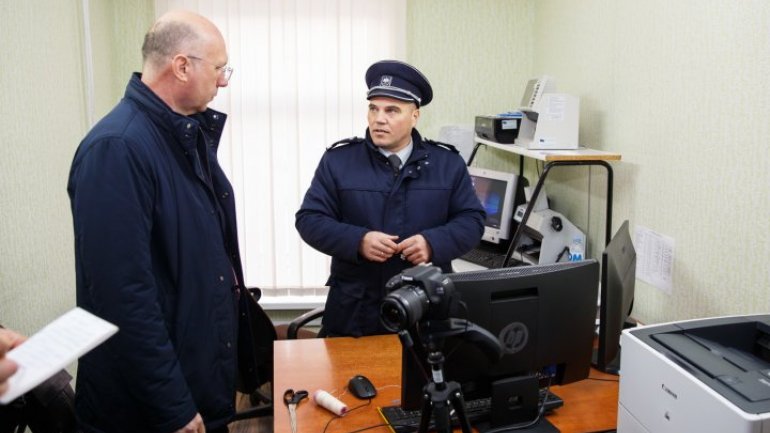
(295, 60, 485, 337)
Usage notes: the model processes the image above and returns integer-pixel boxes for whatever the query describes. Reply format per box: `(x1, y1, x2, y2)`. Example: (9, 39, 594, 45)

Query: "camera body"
(380, 265, 457, 332)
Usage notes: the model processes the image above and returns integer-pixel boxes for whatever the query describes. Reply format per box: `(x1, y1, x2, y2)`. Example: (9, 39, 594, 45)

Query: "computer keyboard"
(378, 389, 563, 432)
(459, 248, 508, 269)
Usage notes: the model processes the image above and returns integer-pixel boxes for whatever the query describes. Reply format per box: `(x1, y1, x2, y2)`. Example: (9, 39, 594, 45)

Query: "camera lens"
(379, 285, 428, 332)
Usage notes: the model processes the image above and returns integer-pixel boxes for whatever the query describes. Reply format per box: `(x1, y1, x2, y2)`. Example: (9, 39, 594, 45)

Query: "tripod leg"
(418, 392, 433, 433)
(448, 384, 473, 433)
(432, 401, 452, 433)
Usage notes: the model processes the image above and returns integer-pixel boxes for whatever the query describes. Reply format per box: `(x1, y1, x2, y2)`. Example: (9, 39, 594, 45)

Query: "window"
(156, 0, 407, 301)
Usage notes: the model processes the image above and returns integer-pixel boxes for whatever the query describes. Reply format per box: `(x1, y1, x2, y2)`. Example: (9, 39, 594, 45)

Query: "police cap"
(365, 60, 433, 107)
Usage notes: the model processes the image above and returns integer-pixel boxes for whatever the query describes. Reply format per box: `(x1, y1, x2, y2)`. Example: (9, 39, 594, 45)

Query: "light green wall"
(0, 1, 86, 334)
(0, 1, 152, 339)
(407, 0, 536, 174)
(410, 0, 770, 325)
(89, 0, 155, 118)
(532, 0, 770, 325)
(407, 0, 535, 137)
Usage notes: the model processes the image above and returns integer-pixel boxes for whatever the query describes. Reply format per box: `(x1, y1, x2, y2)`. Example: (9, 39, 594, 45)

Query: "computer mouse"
(348, 374, 377, 399)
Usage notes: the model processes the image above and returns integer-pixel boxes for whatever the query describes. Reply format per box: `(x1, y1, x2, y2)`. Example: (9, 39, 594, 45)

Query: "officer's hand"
(0, 328, 25, 397)
(174, 413, 205, 433)
(360, 231, 399, 262)
(397, 234, 432, 265)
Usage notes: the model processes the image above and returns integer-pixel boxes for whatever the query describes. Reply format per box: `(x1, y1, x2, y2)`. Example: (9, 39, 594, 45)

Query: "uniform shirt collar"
(379, 140, 413, 165)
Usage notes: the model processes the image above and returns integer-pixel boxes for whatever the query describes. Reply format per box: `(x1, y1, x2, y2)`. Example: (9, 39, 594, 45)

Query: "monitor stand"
(475, 374, 561, 433)
(591, 319, 636, 375)
(591, 348, 621, 375)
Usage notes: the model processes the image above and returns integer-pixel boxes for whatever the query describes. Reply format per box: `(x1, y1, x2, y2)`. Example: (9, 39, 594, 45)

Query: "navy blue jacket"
(295, 130, 485, 336)
(68, 74, 243, 432)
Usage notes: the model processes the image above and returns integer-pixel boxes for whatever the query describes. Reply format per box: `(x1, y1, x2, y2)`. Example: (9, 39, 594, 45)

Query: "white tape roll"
(313, 389, 348, 416)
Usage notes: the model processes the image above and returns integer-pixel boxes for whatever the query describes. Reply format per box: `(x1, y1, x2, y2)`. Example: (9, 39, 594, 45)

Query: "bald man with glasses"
(69, 10, 243, 433)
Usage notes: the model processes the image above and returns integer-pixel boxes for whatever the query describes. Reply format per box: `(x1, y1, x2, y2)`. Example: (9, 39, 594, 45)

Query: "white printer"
(618, 314, 770, 433)
(510, 206, 585, 265)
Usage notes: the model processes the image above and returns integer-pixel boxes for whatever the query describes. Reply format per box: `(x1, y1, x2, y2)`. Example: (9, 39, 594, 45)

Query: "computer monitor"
(399, 260, 600, 429)
(467, 166, 518, 244)
(592, 220, 637, 374)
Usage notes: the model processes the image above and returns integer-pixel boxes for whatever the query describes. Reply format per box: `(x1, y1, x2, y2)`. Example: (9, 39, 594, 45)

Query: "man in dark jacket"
(68, 10, 240, 433)
(295, 60, 485, 337)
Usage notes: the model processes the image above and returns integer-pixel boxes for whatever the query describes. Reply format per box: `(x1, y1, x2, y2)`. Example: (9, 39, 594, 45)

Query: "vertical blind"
(154, 0, 407, 297)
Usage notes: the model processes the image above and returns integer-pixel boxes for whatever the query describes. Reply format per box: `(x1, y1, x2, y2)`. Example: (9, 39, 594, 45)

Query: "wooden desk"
(273, 334, 618, 433)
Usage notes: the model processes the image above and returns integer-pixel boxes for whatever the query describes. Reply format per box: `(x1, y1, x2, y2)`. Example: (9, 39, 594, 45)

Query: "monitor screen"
(399, 260, 600, 427)
(593, 220, 636, 374)
(467, 166, 518, 244)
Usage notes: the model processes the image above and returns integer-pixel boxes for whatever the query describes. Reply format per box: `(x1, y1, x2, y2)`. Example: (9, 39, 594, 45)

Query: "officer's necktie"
(387, 154, 401, 177)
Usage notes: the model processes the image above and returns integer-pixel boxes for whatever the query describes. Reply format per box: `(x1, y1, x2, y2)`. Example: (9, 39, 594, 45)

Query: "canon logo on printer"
(661, 383, 678, 400)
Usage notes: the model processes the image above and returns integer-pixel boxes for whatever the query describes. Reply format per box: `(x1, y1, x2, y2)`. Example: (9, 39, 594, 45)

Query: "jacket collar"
(124, 73, 227, 152)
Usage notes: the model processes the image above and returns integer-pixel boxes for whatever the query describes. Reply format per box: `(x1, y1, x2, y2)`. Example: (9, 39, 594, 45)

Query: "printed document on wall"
(634, 226, 675, 295)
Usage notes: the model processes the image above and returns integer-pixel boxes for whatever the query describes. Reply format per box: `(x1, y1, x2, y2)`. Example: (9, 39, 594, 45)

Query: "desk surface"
(273, 334, 618, 433)
(475, 136, 621, 162)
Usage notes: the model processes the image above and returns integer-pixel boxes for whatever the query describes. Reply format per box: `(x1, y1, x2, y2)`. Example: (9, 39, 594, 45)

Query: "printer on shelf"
(515, 93, 580, 150)
(474, 113, 522, 144)
(618, 314, 770, 433)
(514, 208, 585, 265)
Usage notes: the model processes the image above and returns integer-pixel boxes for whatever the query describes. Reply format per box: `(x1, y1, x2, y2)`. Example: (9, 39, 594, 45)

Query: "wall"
(88, 0, 155, 119)
(411, 0, 770, 325)
(0, 1, 152, 339)
(532, 0, 770, 324)
(407, 0, 535, 138)
(407, 0, 536, 175)
(0, 1, 86, 334)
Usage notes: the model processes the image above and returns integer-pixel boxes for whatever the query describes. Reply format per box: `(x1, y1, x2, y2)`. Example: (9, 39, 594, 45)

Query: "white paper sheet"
(634, 225, 675, 295)
(1, 307, 118, 404)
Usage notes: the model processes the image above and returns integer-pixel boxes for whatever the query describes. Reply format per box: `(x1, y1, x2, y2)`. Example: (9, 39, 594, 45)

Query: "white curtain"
(154, 0, 407, 298)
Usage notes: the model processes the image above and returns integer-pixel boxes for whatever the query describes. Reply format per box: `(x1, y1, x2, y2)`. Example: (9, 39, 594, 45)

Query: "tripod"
(397, 318, 503, 433)
(417, 349, 472, 433)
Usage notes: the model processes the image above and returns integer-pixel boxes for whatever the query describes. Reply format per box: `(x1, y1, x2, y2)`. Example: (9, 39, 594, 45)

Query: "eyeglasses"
(187, 55, 234, 81)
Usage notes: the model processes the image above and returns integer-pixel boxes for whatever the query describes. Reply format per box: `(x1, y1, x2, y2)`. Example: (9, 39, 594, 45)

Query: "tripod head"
(405, 318, 503, 363)
(383, 265, 503, 364)
(397, 317, 503, 393)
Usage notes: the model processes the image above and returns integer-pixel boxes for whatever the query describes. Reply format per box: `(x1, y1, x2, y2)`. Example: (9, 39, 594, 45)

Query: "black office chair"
(284, 306, 324, 340)
(0, 370, 75, 433)
(232, 289, 323, 422)
(232, 286, 275, 421)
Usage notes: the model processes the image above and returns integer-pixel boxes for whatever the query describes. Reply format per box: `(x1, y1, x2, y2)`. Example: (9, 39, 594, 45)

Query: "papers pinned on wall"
(634, 225, 675, 295)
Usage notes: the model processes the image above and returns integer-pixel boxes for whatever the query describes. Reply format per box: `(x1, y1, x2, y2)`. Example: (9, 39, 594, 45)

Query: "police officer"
(295, 60, 485, 337)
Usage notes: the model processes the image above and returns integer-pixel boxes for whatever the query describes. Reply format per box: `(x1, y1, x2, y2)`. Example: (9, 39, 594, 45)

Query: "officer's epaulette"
(327, 136, 365, 151)
(423, 138, 459, 154)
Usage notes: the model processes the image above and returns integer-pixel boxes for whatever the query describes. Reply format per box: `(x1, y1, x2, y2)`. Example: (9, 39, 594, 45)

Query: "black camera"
(380, 265, 457, 332)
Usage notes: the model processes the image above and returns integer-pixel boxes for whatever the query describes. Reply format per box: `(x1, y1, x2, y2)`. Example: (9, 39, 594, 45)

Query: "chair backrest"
(232, 300, 323, 422)
(236, 287, 277, 394)
(0, 370, 75, 433)
(285, 307, 324, 339)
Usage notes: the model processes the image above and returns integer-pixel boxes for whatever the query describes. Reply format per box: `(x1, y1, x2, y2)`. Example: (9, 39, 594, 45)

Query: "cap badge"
(380, 75, 393, 86)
